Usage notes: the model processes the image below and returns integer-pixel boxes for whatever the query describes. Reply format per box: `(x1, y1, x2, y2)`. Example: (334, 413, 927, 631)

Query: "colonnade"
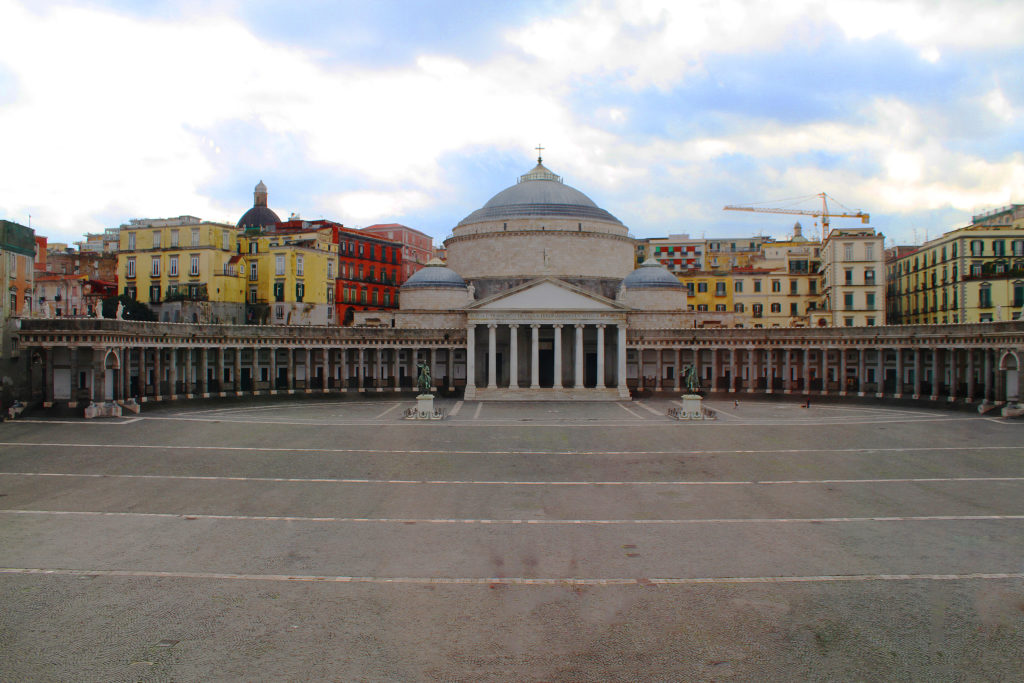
(630, 345, 1022, 404)
(34, 344, 460, 406)
(464, 321, 627, 396)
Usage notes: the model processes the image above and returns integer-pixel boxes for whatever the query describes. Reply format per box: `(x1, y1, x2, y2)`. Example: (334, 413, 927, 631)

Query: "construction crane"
(723, 192, 869, 240)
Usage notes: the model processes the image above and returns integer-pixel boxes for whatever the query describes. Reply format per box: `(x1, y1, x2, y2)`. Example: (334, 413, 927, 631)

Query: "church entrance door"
(585, 352, 597, 387)
(539, 349, 554, 387)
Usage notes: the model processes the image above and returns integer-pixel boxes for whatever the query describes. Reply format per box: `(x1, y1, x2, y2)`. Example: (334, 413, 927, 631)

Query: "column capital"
(596, 323, 607, 329)
(530, 323, 540, 329)
(553, 324, 564, 329)
(574, 323, 585, 329)
(508, 323, 519, 329)
(487, 323, 497, 329)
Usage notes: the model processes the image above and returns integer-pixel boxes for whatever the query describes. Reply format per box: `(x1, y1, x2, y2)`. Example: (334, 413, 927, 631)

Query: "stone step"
(469, 387, 625, 401)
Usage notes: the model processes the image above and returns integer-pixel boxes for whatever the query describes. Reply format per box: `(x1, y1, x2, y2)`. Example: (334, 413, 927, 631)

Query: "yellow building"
(888, 204, 1024, 324)
(118, 216, 245, 323)
(239, 221, 338, 325)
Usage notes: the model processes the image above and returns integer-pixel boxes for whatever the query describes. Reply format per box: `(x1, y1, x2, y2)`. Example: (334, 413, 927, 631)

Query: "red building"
(296, 221, 402, 325)
(361, 224, 433, 283)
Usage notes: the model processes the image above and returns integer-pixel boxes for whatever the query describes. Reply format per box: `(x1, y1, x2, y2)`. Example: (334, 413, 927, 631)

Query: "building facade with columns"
(7, 158, 1024, 413)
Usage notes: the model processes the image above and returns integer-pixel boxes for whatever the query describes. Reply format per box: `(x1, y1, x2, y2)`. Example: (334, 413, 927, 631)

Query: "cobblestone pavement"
(1, 396, 1022, 681)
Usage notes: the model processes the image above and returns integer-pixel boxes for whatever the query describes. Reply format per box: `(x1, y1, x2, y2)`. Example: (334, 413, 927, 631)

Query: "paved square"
(1, 397, 1023, 681)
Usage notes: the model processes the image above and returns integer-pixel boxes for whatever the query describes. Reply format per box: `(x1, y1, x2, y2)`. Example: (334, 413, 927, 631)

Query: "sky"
(1, 0, 1022, 248)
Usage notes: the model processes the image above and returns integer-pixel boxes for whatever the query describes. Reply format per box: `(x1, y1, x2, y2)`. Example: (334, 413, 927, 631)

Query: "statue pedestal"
(681, 394, 703, 419)
(416, 394, 434, 419)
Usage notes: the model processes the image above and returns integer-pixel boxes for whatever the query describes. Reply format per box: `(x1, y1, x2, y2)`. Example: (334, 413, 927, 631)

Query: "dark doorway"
(276, 367, 288, 389)
(585, 352, 598, 387)
(539, 349, 554, 387)
(241, 368, 252, 391)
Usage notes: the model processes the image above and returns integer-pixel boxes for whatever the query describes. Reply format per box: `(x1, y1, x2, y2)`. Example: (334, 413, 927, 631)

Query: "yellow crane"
(723, 192, 869, 239)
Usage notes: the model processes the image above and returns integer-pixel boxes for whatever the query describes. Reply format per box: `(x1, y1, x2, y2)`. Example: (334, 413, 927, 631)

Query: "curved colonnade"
(14, 319, 1024, 409)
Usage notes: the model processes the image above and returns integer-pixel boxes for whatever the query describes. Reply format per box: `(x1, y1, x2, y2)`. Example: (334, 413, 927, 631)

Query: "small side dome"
(622, 256, 684, 289)
(402, 258, 467, 289)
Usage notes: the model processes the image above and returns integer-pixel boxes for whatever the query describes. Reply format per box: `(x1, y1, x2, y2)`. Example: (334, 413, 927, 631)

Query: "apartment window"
(698, 282, 708, 293)
(952, 265, 958, 280)
(864, 269, 875, 285)
(865, 244, 874, 261)
(275, 254, 285, 276)
(790, 302, 798, 315)
(734, 303, 745, 313)
(153, 231, 161, 248)
(952, 243, 958, 258)
(993, 240, 1005, 257)
(844, 317, 854, 327)
(1013, 282, 1023, 307)
(170, 229, 179, 247)
(327, 261, 334, 279)
(151, 256, 160, 277)
(127, 232, 136, 250)
(296, 282, 304, 302)
(844, 243, 853, 260)
(979, 284, 992, 308)
(715, 303, 726, 312)
(169, 255, 178, 277)
(124, 286, 136, 301)
(753, 280, 762, 293)
(809, 280, 817, 294)
(384, 292, 391, 306)
(297, 256, 304, 276)
(191, 228, 200, 247)
(970, 240, 983, 256)
(697, 304, 708, 312)
(190, 255, 199, 276)
(358, 264, 364, 280)
(358, 243, 364, 257)
(866, 293, 875, 310)
(149, 285, 160, 303)
(126, 257, 135, 279)
(275, 305, 284, 320)
(715, 281, 726, 296)
(734, 281, 743, 293)
(789, 280, 798, 295)
(249, 261, 257, 281)
(686, 283, 694, 296)
(771, 280, 781, 293)
(222, 231, 230, 251)
(273, 282, 284, 302)
(844, 293, 854, 310)
(752, 304, 763, 318)
(372, 290, 378, 305)
(971, 264, 982, 277)
(1013, 241, 1024, 257)
(844, 269, 853, 285)
(360, 288, 367, 303)
(327, 288, 334, 304)
(770, 303, 781, 313)
(866, 317, 876, 326)
(250, 287, 258, 304)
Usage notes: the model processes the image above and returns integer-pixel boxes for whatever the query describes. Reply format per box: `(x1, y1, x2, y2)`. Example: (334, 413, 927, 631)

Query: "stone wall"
(445, 230, 634, 281)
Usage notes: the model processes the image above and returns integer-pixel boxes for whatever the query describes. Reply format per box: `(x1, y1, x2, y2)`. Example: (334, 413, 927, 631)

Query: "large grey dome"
(457, 162, 623, 226)
(402, 259, 466, 289)
(622, 256, 684, 289)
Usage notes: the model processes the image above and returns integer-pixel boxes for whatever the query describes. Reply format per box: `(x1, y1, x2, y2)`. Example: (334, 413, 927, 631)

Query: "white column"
(839, 348, 848, 396)
(487, 323, 497, 389)
(948, 347, 958, 402)
(894, 348, 903, 398)
(729, 348, 737, 393)
(765, 348, 774, 394)
(466, 325, 476, 395)
(392, 348, 400, 390)
(574, 324, 584, 388)
(508, 325, 519, 390)
(596, 324, 606, 388)
(530, 324, 540, 389)
(375, 348, 383, 392)
(966, 349, 975, 401)
(553, 324, 563, 389)
(616, 325, 628, 397)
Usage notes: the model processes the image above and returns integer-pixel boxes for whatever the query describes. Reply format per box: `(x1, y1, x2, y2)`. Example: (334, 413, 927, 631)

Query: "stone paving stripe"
(1, 442, 1021, 457)
(473, 403, 483, 420)
(4, 509, 1024, 525)
(2, 567, 1023, 586)
(3, 472, 1024, 487)
(448, 400, 463, 416)
(634, 401, 664, 416)
(374, 403, 402, 419)
(616, 403, 646, 419)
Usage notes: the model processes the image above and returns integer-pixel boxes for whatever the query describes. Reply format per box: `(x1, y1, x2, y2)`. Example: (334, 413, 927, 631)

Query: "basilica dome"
(457, 162, 623, 227)
(444, 156, 635, 298)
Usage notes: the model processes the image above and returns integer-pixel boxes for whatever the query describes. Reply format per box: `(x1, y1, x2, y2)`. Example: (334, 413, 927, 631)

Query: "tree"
(101, 295, 157, 321)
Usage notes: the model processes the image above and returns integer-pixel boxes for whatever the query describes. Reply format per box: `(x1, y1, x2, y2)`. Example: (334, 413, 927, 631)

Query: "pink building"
(360, 224, 434, 284)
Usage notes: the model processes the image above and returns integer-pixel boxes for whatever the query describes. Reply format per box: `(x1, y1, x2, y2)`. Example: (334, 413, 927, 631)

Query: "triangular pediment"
(469, 278, 625, 311)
